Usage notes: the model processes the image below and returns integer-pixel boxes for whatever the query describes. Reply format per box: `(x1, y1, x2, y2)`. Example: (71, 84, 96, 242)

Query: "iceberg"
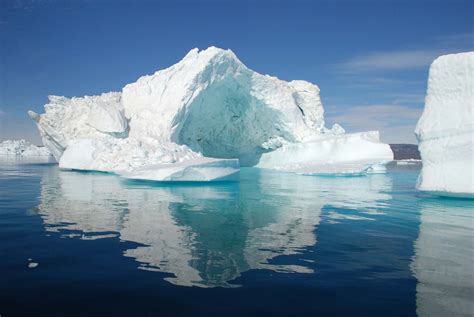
(0, 139, 52, 157)
(415, 52, 474, 197)
(29, 46, 392, 181)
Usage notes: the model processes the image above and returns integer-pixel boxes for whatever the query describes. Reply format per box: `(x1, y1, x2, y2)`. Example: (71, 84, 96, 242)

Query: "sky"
(0, 0, 473, 144)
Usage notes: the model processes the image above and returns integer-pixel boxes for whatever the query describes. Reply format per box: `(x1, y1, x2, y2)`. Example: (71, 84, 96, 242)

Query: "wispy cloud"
(0, 109, 5, 116)
(336, 76, 426, 91)
(337, 49, 446, 72)
(325, 32, 472, 144)
(326, 104, 423, 144)
(329, 104, 422, 122)
(436, 32, 474, 47)
(336, 32, 473, 73)
(390, 93, 425, 105)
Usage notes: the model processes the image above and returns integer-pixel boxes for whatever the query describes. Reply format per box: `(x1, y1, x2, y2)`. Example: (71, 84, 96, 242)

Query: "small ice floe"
(396, 159, 421, 165)
(81, 233, 118, 240)
(28, 259, 39, 269)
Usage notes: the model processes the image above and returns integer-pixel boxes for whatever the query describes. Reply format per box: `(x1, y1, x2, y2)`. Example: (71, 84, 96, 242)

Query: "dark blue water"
(0, 161, 472, 316)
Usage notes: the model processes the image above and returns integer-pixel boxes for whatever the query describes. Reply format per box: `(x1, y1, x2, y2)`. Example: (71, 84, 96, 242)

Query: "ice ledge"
(256, 131, 393, 175)
(120, 158, 240, 182)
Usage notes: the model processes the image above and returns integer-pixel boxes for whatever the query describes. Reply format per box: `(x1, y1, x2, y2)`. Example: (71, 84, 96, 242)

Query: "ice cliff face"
(0, 139, 52, 157)
(29, 46, 392, 181)
(122, 48, 326, 165)
(415, 52, 474, 197)
(28, 92, 126, 160)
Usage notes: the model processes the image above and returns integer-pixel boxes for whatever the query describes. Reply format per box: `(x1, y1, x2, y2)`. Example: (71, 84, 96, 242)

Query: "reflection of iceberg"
(38, 169, 125, 234)
(37, 168, 210, 286)
(120, 205, 201, 287)
(245, 214, 317, 274)
(411, 198, 474, 316)
(35, 167, 393, 287)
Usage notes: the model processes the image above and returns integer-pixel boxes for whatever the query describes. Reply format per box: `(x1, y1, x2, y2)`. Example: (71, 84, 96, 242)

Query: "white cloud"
(337, 49, 446, 72)
(336, 32, 474, 73)
(326, 104, 423, 144)
(390, 93, 425, 105)
(326, 32, 473, 142)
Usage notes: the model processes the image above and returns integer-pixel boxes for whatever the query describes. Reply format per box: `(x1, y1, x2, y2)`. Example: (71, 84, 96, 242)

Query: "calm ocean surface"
(0, 160, 472, 316)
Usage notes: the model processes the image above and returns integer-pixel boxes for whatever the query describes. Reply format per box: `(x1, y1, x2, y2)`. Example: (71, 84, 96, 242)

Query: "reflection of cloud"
(317, 174, 392, 223)
(411, 198, 474, 317)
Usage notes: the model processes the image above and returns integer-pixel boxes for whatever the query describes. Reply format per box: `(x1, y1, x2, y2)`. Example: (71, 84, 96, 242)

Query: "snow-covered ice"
(257, 131, 391, 175)
(0, 139, 52, 157)
(29, 46, 392, 181)
(415, 52, 474, 197)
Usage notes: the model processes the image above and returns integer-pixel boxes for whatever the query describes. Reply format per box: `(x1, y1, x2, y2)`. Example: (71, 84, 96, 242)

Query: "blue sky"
(0, 0, 473, 144)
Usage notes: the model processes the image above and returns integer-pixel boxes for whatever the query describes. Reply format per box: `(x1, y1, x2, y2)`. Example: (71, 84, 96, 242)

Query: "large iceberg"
(29, 47, 392, 181)
(415, 52, 474, 197)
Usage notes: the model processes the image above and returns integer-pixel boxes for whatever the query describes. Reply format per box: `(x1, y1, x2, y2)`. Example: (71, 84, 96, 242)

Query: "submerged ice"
(29, 47, 392, 181)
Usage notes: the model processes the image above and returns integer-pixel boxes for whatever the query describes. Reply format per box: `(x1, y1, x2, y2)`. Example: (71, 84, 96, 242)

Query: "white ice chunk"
(28, 262, 39, 268)
(87, 100, 127, 134)
(59, 139, 100, 171)
(256, 131, 393, 175)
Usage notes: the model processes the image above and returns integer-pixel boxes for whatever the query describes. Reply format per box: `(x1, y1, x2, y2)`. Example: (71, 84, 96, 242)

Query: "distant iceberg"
(0, 139, 52, 157)
(29, 47, 392, 181)
(415, 52, 474, 197)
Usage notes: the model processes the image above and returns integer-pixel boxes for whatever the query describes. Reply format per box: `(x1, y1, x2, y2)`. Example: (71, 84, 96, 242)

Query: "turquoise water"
(0, 161, 472, 316)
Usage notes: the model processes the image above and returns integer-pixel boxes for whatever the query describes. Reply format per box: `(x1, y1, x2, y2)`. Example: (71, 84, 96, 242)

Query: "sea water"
(0, 161, 472, 316)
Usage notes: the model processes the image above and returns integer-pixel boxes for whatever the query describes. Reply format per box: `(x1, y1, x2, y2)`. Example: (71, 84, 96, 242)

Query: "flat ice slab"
(256, 131, 392, 175)
(120, 158, 240, 182)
